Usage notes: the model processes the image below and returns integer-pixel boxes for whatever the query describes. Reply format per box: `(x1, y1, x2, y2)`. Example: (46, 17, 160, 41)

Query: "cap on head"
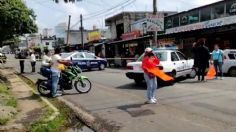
(145, 47, 153, 53)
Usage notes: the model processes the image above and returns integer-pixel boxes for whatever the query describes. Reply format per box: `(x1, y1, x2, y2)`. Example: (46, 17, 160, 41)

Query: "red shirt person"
(141, 48, 160, 104)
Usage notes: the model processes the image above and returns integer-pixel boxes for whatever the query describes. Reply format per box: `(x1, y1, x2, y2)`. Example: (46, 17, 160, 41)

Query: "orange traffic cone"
(206, 65, 216, 80)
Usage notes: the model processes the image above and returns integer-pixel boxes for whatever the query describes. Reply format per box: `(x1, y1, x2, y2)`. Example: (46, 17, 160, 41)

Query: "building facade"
(105, 11, 176, 66)
(161, 0, 236, 56)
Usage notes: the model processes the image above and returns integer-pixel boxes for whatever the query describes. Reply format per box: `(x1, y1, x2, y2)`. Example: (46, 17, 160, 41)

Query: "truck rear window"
(228, 54, 236, 60)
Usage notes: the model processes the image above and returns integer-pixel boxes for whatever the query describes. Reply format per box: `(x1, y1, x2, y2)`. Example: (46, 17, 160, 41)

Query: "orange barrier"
(206, 65, 216, 80)
(146, 67, 174, 81)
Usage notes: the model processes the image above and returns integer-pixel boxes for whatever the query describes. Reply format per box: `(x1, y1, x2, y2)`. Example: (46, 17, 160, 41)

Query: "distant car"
(61, 51, 107, 70)
(221, 49, 236, 77)
(0, 53, 7, 63)
(126, 50, 196, 84)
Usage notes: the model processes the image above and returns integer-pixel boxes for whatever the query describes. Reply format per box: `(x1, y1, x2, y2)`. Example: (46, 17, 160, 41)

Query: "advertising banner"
(88, 31, 101, 42)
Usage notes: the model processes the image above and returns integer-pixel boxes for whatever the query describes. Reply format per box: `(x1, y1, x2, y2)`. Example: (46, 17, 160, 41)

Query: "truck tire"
(229, 67, 236, 77)
(134, 79, 143, 85)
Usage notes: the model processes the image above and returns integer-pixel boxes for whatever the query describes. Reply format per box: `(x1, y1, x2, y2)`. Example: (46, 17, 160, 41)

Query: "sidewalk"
(0, 68, 44, 132)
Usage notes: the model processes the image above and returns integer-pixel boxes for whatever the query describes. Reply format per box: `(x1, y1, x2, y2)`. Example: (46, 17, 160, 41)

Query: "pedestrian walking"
(30, 51, 36, 73)
(18, 50, 26, 74)
(195, 39, 210, 81)
(211, 44, 224, 79)
(142, 48, 160, 104)
(191, 42, 199, 68)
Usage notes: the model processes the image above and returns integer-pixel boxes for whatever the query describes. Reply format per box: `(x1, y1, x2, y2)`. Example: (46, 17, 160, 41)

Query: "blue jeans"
(51, 68, 60, 97)
(213, 60, 223, 78)
(144, 73, 157, 100)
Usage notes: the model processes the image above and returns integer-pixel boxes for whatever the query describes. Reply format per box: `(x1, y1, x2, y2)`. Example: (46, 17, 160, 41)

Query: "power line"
(70, 0, 134, 28)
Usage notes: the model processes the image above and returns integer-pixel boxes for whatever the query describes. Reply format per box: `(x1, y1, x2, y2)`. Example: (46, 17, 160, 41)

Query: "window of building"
(226, 0, 236, 16)
(200, 8, 211, 21)
(180, 14, 188, 26)
(45, 42, 49, 45)
(188, 10, 199, 24)
(173, 16, 179, 27)
(212, 3, 225, 19)
(165, 18, 173, 28)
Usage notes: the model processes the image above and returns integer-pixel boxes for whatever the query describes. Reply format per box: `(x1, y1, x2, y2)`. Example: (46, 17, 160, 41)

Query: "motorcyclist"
(40, 49, 52, 78)
(50, 48, 69, 97)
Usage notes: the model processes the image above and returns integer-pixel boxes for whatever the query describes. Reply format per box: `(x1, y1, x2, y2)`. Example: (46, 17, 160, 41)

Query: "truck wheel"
(134, 79, 143, 85)
(188, 68, 197, 78)
(229, 67, 236, 77)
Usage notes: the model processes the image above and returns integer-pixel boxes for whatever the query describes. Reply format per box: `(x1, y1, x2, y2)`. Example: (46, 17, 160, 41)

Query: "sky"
(24, 0, 221, 32)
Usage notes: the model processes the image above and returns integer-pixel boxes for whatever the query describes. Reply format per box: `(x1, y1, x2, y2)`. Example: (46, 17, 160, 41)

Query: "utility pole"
(153, 0, 157, 15)
(153, 0, 158, 47)
(80, 14, 84, 50)
(66, 15, 71, 46)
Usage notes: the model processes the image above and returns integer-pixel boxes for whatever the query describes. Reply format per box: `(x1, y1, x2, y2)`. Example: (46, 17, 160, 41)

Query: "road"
(4, 54, 236, 132)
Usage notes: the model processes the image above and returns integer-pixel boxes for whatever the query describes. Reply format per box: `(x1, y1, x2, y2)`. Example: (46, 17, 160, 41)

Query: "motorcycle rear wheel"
(74, 78, 92, 93)
(37, 81, 51, 96)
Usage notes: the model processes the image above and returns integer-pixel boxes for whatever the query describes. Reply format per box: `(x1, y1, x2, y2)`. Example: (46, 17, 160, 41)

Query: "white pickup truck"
(126, 49, 196, 84)
(222, 49, 236, 76)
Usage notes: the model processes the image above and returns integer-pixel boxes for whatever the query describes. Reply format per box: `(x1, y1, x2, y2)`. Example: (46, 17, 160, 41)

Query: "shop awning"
(108, 35, 152, 45)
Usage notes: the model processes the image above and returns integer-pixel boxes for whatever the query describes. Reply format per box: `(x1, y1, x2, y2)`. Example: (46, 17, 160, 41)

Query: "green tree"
(0, 0, 38, 46)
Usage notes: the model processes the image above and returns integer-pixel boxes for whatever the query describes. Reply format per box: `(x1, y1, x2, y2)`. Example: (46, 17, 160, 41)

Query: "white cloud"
(58, 2, 88, 28)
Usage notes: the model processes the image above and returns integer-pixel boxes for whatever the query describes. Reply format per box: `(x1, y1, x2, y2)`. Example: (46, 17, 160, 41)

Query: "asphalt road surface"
(4, 54, 236, 132)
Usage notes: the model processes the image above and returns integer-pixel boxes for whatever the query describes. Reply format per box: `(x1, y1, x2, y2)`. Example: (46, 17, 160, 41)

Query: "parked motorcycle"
(37, 65, 92, 96)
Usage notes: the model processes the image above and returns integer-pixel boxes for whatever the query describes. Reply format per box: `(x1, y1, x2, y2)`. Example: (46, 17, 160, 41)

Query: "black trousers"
(31, 61, 36, 72)
(197, 66, 206, 81)
(20, 60, 24, 73)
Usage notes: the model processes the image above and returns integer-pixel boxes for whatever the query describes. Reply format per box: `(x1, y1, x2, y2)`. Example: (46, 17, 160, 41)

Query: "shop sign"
(88, 31, 101, 42)
(166, 15, 236, 34)
(121, 31, 140, 40)
(230, 3, 236, 14)
(131, 15, 164, 34)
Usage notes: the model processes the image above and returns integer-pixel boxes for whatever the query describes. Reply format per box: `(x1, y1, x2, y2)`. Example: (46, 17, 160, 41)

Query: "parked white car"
(126, 50, 196, 84)
(222, 49, 236, 77)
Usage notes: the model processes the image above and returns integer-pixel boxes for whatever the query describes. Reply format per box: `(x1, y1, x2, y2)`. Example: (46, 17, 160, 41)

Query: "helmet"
(57, 64, 65, 71)
(145, 47, 153, 52)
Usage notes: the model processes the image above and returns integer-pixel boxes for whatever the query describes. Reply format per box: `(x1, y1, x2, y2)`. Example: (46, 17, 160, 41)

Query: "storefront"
(107, 30, 152, 67)
(160, 0, 236, 56)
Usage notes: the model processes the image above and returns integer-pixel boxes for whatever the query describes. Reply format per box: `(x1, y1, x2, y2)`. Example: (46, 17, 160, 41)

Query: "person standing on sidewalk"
(142, 48, 160, 104)
(18, 50, 26, 74)
(30, 51, 36, 73)
(211, 44, 224, 79)
(195, 38, 210, 81)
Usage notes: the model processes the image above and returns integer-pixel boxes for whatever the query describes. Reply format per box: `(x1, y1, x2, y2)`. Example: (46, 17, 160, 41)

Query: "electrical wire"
(70, 0, 134, 28)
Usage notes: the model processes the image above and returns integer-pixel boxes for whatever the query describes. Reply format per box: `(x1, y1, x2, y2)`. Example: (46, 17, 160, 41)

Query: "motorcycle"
(37, 65, 92, 96)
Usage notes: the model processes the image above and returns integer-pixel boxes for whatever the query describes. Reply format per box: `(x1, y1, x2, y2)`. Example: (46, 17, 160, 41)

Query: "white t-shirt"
(51, 54, 62, 70)
(30, 54, 36, 62)
(42, 55, 52, 67)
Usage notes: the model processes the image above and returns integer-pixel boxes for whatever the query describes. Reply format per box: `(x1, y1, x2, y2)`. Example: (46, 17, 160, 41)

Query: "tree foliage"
(0, 0, 38, 45)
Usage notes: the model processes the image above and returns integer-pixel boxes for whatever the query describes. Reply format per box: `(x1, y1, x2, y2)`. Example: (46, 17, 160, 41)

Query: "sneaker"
(52, 93, 62, 98)
(220, 77, 224, 80)
(145, 99, 156, 104)
(152, 97, 157, 102)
